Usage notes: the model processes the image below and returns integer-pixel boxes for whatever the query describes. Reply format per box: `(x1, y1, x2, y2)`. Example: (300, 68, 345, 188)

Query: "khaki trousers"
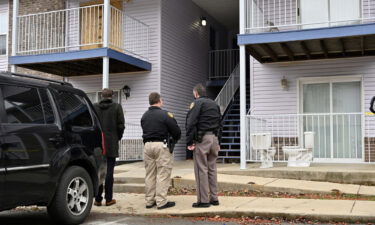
(144, 142, 173, 207)
(193, 134, 220, 203)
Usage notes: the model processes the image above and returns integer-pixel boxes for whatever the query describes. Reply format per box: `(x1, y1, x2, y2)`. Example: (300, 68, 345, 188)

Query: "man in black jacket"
(186, 84, 222, 208)
(94, 89, 125, 207)
(141, 92, 181, 210)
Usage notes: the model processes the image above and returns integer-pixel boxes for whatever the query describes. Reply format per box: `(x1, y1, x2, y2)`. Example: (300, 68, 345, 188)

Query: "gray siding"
(0, 0, 8, 71)
(160, 0, 228, 159)
(69, 0, 161, 124)
(250, 56, 375, 115)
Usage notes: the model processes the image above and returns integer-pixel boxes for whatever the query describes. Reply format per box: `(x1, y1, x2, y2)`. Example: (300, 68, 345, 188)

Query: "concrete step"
(218, 166, 375, 185)
(114, 176, 144, 184)
(173, 173, 375, 197)
(113, 183, 145, 193)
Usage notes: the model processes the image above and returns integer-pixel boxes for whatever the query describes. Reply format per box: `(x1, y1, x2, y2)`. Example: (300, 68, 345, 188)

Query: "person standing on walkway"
(141, 92, 181, 210)
(186, 83, 222, 208)
(94, 89, 125, 207)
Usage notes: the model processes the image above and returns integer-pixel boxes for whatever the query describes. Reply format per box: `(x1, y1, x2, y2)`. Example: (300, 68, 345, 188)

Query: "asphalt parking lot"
(0, 208, 238, 225)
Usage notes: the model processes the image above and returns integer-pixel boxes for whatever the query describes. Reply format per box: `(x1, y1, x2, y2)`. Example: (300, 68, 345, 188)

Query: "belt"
(144, 139, 164, 143)
(204, 131, 214, 135)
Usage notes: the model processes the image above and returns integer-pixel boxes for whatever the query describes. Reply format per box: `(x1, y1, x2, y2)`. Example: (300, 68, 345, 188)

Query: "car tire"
(47, 166, 93, 225)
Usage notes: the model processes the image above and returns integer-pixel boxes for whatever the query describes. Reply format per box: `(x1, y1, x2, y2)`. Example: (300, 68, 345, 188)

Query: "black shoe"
(192, 202, 210, 208)
(210, 200, 220, 206)
(146, 202, 157, 209)
(157, 202, 175, 210)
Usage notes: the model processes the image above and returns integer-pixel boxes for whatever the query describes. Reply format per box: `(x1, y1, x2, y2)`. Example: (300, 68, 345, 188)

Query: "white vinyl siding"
(68, 0, 161, 125)
(160, 0, 228, 159)
(0, 0, 8, 71)
(250, 56, 375, 116)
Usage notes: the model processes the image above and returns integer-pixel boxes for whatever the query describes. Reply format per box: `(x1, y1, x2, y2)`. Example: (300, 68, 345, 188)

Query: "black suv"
(0, 72, 106, 225)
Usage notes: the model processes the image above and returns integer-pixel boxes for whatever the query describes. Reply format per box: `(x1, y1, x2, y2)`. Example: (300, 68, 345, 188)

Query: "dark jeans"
(95, 157, 116, 202)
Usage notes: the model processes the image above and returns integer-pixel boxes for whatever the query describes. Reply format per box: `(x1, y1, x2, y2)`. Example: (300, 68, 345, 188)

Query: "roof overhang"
(10, 48, 152, 76)
(238, 23, 375, 63)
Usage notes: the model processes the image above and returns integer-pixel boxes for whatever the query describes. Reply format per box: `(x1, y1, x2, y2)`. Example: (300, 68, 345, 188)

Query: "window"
(1, 85, 44, 124)
(54, 91, 93, 127)
(39, 89, 55, 124)
(0, 12, 7, 55)
(86, 90, 121, 104)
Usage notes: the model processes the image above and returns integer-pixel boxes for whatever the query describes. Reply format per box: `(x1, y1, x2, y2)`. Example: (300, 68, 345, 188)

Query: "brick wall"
(364, 137, 375, 162)
(7, 0, 65, 79)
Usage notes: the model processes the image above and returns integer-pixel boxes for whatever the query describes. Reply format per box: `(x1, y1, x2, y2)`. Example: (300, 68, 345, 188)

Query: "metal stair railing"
(215, 64, 239, 115)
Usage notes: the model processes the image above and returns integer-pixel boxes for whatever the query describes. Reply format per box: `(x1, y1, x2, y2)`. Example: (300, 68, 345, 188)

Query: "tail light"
(101, 132, 107, 156)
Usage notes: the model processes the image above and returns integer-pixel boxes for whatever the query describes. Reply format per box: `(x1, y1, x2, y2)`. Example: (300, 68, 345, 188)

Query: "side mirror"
(370, 96, 375, 114)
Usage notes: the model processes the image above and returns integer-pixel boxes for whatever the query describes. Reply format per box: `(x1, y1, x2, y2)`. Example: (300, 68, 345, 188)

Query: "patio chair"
(250, 133, 276, 168)
(282, 132, 314, 167)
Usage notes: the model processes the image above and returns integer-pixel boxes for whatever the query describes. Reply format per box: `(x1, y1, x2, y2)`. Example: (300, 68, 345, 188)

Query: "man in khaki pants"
(186, 84, 222, 208)
(141, 92, 181, 210)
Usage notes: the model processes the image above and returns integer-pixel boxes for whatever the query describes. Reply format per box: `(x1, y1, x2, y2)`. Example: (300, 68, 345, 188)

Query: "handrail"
(215, 64, 239, 115)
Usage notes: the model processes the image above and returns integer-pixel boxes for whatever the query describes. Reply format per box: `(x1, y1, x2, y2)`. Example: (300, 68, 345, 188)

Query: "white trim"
(6, 164, 50, 172)
(299, 75, 362, 84)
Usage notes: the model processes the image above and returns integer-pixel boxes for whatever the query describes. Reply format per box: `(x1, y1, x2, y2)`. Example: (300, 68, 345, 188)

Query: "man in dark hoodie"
(94, 88, 125, 207)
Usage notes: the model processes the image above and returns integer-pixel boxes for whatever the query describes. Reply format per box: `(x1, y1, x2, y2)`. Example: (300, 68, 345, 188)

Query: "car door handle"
(49, 136, 64, 143)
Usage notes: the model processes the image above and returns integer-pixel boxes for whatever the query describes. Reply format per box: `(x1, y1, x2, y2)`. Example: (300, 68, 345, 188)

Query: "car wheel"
(47, 166, 93, 225)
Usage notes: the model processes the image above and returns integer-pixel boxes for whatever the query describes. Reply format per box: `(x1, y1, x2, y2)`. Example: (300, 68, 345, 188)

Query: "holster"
(167, 135, 175, 153)
(196, 131, 205, 143)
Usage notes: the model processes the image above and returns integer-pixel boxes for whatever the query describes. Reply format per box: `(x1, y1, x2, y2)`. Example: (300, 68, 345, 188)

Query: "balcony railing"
(247, 113, 375, 163)
(16, 4, 149, 61)
(208, 49, 239, 80)
(245, 0, 375, 34)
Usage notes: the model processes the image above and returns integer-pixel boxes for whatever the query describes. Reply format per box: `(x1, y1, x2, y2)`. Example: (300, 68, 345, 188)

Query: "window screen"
(55, 91, 93, 127)
(2, 85, 44, 124)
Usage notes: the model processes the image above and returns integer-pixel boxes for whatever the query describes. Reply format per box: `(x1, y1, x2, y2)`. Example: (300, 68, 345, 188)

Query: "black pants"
(95, 157, 116, 202)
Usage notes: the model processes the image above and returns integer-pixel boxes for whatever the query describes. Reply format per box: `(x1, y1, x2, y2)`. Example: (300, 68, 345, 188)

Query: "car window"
(39, 89, 55, 124)
(1, 85, 45, 124)
(54, 91, 93, 127)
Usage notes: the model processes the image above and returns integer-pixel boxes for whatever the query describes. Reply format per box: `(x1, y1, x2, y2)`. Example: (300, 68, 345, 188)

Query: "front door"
(80, 0, 123, 51)
(301, 77, 362, 162)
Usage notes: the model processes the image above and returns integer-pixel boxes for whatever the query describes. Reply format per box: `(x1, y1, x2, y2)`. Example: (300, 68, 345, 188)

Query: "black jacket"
(94, 99, 125, 158)
(185, 96, 222, 146)
(141, 106, 181, 143)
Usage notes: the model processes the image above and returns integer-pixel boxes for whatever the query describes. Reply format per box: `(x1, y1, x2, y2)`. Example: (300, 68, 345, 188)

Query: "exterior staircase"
(218, 89, 250, 162)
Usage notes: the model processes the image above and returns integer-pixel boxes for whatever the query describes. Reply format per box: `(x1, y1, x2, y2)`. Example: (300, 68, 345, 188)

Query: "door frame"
(297, 75, 364, 163)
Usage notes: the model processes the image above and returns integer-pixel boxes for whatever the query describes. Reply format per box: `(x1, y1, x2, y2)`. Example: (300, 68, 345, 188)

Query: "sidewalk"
(114, 161, 375, 196)
(92, 193, 375, 223)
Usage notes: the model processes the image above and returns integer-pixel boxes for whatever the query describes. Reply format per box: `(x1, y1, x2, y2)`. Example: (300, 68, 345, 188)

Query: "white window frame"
(297, 75, 364, 163)
(86, 90, 122, 104)
(0, 10, 8, 56)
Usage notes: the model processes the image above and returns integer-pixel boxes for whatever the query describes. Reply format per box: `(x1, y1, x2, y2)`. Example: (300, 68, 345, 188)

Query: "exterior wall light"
(122, 85, 131, 99)
(281, 77, 288, 91)
(200, 17, 207, 26)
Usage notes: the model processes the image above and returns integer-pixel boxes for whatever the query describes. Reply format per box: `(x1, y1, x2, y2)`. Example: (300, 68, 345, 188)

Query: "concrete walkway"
(92, 193, 375, 223)
(114, 161, 375, 196)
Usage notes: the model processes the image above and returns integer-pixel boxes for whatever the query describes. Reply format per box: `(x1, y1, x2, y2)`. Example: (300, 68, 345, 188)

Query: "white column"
(239, 0, 247, 170)
(11, 0, 19, 73)
(102, 0, 111, 89)
(103, 0, 111, 48)
(102, 57, 109, 89)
